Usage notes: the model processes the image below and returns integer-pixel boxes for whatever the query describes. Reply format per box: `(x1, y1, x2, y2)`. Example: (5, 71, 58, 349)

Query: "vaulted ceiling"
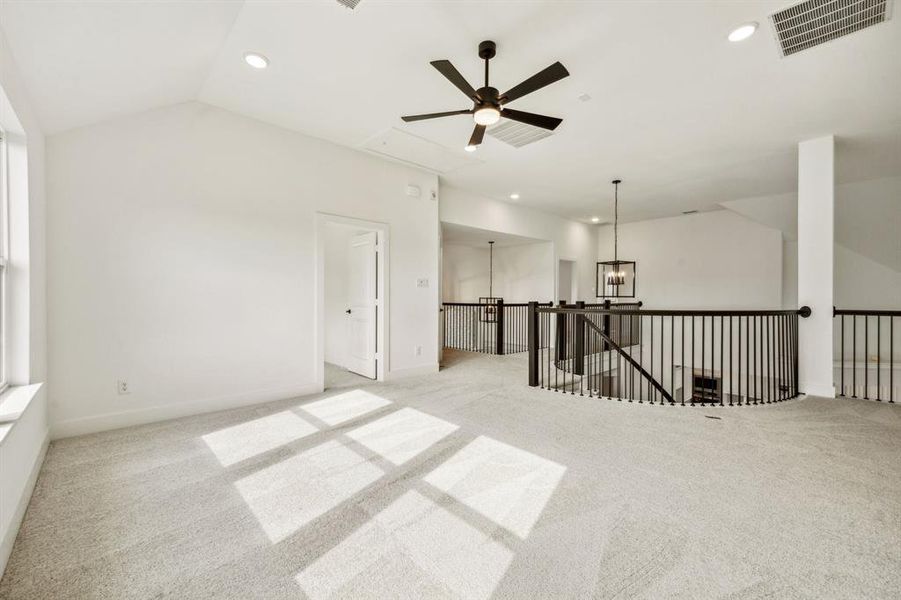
(2, 0, 899, 223)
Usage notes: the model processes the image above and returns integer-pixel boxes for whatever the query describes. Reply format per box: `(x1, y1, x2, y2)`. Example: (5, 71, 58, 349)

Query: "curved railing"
(528, 304, 811, 406)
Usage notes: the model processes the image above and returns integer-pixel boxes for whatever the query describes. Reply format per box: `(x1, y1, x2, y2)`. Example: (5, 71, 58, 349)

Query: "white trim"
(0, 430, 47, 578)
(51, 382, 320, 439)
(387, 363, 439, 381)
(802, 383, 836, 398)
(0, 382, 42, 427)
(315, 213, 389, 390)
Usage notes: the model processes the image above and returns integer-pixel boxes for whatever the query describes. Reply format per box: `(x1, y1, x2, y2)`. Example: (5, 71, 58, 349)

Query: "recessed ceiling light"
(244, 52, 269, 69)
(728, 22, 758, 42)
(591, 217, 600, 223)
(509, 193, 520, 200)
(464, 144, 477, 152)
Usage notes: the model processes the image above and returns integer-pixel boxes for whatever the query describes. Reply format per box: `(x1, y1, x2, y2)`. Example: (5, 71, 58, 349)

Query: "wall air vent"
(769, 0, 893, 57)
(335, 0, 363, 9)
(487, 119, 554, 149)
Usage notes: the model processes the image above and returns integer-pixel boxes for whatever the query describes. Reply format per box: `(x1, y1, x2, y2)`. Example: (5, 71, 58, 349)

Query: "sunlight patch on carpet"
(295, 490, 512, 599)
(235, 439, 383, 542)
(423, 435, 566, 539)
(298, 389, 392, 426)
(345, 407, 459, 465)
(201, 411, 318, 466)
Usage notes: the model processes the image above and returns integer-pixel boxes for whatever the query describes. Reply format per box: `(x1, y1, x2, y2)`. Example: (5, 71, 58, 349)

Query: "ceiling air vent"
(769, 0, 893, 57)
(487, 119, 554, 148)
(335, 0, 363, 9)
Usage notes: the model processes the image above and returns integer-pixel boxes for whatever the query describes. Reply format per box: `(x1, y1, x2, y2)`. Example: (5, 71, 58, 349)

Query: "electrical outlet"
(415, 345, 422, 356)
(417, 278, 429, 288)
(117, 380, 130, 395)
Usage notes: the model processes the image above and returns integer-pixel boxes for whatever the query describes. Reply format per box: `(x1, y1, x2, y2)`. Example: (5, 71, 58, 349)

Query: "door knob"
(345, 309, 352, 314)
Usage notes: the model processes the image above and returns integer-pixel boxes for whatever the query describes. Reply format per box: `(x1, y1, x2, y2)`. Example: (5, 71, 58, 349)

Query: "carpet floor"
(1, 350, 899, 599)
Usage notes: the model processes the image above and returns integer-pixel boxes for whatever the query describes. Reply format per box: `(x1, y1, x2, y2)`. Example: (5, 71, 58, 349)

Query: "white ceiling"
(2, 0, 900, 223)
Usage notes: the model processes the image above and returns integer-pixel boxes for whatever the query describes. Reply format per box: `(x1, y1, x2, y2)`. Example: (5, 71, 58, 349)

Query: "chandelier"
(596, 179, 636, 298)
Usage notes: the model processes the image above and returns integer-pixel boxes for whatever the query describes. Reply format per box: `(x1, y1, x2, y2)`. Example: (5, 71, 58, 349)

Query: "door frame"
(315, 212, 389, 389)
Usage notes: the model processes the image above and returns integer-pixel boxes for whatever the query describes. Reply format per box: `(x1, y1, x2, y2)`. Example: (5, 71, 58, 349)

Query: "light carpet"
(1, 351, 899, 599)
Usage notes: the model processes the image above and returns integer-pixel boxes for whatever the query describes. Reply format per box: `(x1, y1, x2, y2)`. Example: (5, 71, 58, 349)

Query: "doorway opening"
(558, 259, 577, 303)
(316, 214, 388, 390)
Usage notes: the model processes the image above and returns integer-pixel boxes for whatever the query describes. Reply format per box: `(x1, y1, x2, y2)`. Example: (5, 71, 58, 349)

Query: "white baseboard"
(387, 363, 439, 381)
(0, 431, 48, 578)
(802, 383, 836, 398)
(51, 382, 322, 440)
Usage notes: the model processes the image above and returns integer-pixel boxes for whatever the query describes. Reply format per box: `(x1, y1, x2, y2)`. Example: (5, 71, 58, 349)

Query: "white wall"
(440, 186, 598, 302)
(441, 241, 554, 303)
(47, 101, 440, 437)
(494, 243, 554, 303)
(835, 176, 901, 274)
(558, 259, 574, 303)
(597, 210, 783, 309)
(323, 224, 355, 368)
(782, 240, 798, 309)
(442, 244, 489, 302)
(0, 26, 49, 578)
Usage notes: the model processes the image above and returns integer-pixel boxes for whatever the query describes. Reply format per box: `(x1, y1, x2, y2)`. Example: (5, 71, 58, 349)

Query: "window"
(0, 127, 7, 393)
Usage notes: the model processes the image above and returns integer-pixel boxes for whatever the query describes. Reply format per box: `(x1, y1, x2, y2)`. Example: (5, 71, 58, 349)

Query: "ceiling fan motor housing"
(478, 40, 497, 60)
(475, 87, 500, 109)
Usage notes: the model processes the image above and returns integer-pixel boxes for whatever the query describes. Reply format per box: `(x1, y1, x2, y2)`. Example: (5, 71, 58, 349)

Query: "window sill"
(0, 382, 44, 445)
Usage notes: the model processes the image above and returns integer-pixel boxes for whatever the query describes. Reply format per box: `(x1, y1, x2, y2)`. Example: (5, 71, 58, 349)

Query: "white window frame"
(0, 127, 8, 394)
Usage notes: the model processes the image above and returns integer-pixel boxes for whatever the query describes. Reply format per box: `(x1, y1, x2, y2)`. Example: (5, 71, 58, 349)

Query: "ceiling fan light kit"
(401, 40, 569, 150)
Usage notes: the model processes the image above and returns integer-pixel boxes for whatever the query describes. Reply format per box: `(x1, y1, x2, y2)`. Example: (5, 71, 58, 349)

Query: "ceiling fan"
(401, 40, 569, 151)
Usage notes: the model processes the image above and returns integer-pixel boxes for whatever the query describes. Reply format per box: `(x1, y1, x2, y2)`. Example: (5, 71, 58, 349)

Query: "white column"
(797, 135, 835, 398)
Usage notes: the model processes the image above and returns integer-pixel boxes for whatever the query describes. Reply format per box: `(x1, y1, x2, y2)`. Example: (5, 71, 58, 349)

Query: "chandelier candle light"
(597, 179, 636, 298)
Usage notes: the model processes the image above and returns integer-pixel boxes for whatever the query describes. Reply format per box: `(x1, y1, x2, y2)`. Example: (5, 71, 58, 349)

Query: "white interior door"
(346, 231, 378, 379)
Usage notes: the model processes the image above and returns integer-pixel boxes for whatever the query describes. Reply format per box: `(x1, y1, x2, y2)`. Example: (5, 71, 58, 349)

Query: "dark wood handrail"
(834, 308, 901, 317)
(539, 307, 811, 318)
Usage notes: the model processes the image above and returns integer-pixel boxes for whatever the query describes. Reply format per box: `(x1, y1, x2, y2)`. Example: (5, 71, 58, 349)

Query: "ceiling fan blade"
(500, 108, 563, 131)
(430, 60, 481, 101)
(401, 109, 472, 122)
(499, 61, 569, 104)
(468, 124, 487, 147)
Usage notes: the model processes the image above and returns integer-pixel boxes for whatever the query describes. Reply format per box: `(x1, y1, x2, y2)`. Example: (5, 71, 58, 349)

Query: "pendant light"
(596, 179, 636, 298)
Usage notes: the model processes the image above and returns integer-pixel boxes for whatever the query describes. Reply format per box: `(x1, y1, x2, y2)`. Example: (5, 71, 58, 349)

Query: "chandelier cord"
(489, 241, 494, 298)
(613, 181, 619, 263)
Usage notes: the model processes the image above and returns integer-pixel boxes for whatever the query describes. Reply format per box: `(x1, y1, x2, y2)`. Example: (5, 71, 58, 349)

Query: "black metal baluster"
(670, 315, 675, 405)
(681, 315, 685, 406)
(691, 316, 695, 406)
(852, 315, 857, 398)
(738, 315, 742, 406)
(659, 316, 664, 406)
(877, 316, 881, 401)
(617, 312, 623, 401)
(720, 315, 724, 406)
(840, 314, 845, 396)
(629, 313, 634, 401)
(752, 316, 757, 405)
(639, 314, 644, 403)
(768, 315, 773, 403)
(701, 316, 705, 406)
(864, 315, 869, 399)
